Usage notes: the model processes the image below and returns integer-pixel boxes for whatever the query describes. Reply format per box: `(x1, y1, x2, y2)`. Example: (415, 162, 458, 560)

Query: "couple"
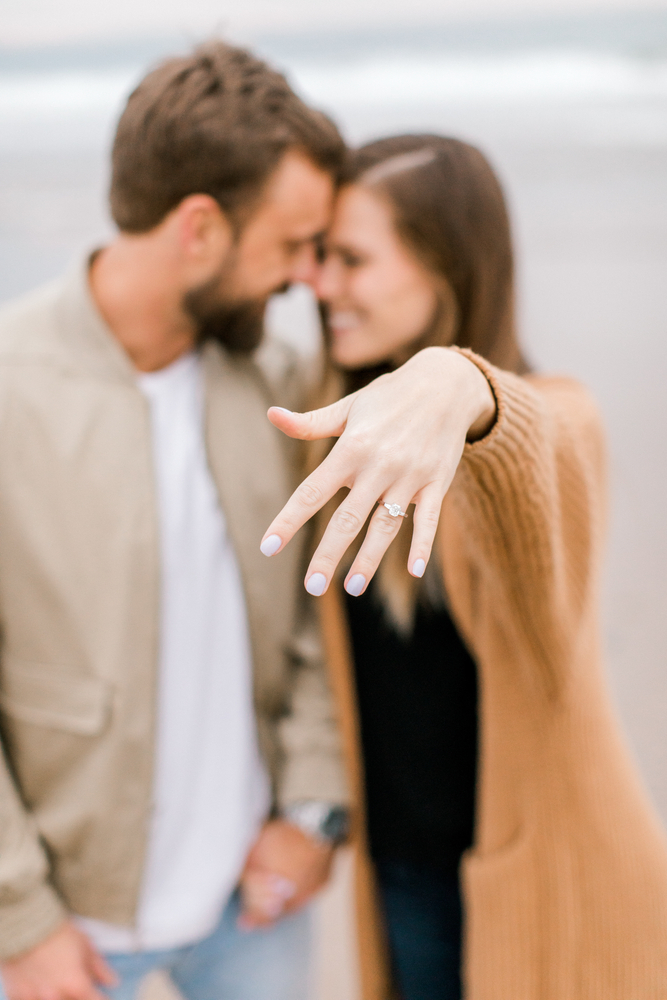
(1, 38, 667, 1000)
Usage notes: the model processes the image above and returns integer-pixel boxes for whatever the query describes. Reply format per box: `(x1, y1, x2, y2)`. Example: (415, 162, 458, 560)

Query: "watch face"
(284, 802, 350, 845)
(321, 806, 350, 845)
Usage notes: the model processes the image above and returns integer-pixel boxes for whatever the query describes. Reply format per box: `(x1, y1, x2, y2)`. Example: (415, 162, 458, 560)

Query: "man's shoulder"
(0, 276, 65, 361)
(252, 336, 316, 412)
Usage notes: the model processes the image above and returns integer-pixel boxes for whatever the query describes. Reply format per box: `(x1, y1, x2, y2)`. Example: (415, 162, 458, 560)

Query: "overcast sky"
(3, 0, 667, 48)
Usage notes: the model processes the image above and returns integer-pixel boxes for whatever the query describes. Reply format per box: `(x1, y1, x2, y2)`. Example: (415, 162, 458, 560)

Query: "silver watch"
(282, 800, 350, 846)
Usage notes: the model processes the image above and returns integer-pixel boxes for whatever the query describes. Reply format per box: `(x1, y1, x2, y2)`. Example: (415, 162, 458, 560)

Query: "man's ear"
(175, 194, 234, 265)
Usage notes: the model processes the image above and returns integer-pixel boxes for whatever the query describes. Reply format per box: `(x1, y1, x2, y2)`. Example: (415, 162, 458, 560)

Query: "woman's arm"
(449, 353, 607, 697)
(260, 346, 498, 597)
(261, 346, 607, 698)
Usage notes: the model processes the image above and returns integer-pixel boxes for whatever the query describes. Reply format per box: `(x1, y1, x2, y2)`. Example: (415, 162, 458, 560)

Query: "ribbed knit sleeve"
(449, 348, 607, 700)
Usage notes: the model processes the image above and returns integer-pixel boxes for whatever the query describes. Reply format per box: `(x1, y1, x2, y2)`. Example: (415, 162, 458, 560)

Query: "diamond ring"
(381, 501, 409, 519)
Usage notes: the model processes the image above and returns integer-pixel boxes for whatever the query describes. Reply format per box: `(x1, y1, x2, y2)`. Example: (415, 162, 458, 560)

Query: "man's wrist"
(281, 801, 350, 847)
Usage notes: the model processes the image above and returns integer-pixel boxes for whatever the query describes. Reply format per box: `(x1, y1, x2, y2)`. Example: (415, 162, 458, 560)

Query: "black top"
(345, 581, 478, 874)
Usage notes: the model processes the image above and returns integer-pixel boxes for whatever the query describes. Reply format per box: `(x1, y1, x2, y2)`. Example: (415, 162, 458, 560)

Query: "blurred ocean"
(1, 8, 667, 821)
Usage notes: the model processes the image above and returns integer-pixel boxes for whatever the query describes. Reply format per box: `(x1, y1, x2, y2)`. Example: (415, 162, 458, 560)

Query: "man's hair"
(109, 40, 345, 232)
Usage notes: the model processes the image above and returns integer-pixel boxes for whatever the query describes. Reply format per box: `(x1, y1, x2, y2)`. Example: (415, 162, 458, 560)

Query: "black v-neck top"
(345, 581, 478, 874)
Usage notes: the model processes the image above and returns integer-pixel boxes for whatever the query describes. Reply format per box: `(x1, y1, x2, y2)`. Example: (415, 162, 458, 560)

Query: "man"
(0, 42, 350, 1000)
(0, 38, 470, 1000)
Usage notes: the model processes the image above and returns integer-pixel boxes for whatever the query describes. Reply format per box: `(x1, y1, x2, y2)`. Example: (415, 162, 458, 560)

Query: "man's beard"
(183, 275, 269, 355)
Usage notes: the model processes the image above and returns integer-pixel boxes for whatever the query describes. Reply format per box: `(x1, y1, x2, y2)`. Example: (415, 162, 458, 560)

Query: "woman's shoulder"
(523, 371, 606, 448)
(525, 370, 598, 407)
(456, 348, 603, 443)
(456, 361, 607, 514)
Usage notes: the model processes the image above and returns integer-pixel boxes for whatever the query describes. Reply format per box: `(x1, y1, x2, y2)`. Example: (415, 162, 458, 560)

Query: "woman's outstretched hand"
(260, 346, 496, 597)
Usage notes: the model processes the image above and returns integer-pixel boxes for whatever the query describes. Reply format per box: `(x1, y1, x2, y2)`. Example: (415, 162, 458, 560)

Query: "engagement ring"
(381, 501, 409, 518)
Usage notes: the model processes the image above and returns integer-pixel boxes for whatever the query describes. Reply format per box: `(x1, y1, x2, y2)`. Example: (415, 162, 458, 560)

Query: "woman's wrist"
(411, 347, 496, 442)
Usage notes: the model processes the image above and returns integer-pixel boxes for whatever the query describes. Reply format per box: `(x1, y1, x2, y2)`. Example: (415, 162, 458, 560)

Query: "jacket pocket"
(461, 827, 540, 998)
(0, 660, 112, 736)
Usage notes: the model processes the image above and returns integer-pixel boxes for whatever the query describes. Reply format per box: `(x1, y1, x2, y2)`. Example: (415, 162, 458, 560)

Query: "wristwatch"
(282, 800, 350, 846)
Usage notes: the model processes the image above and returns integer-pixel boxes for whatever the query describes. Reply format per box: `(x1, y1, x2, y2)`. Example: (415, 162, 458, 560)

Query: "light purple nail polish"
(345, 574, 366, 597)
(272, 407, 292, 415)
(270, 876, 297, 899)
(412, 558, 426, 578)
(305, 572, 327, 596)
(260, 534, 281, 557)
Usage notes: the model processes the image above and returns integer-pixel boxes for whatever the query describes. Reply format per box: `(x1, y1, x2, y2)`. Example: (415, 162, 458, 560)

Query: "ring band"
(381, 501, 409, 519)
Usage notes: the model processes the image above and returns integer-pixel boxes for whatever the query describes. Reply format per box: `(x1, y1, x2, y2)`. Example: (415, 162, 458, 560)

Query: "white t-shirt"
(77, 351, 271, 952)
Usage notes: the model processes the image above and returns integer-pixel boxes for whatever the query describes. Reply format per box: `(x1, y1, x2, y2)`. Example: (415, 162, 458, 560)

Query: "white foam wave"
(292, 49, 667, 106)
(0, 68, 140, 117)
(3, 50, 667, 124)
(1, 49, 667, 152)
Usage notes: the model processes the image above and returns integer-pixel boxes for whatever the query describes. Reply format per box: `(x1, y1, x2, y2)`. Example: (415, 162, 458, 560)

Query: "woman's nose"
(312, 257, 340, 301)
(289, 244, 319, 286)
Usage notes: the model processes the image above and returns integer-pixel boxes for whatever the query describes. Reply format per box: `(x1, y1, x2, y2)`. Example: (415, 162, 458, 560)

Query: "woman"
(307, 136, 667, 999)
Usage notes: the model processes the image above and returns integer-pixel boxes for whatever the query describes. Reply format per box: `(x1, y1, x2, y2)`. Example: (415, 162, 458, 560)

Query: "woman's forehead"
(329, 184, 395, 243)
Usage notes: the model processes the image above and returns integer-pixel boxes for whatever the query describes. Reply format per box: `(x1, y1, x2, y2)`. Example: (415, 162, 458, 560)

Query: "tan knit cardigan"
(319, 352, 667, 1000)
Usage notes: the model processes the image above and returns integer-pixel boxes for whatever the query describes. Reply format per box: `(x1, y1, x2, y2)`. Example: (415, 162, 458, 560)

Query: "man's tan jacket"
(0, 263, 346, 960)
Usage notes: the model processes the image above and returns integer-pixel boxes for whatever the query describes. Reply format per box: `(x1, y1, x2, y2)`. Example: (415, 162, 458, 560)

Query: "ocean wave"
(1, 48, 667, 153)
(3, 49, 667, 121)
(290, 49, 667, 107)
(0, 67, 140, 117)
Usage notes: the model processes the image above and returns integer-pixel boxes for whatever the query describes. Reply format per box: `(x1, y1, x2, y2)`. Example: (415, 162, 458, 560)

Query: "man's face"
(186, 150, 334, 351)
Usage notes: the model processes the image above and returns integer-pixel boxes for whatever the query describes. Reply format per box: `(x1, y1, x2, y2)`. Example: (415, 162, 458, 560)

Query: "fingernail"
(345, 573, 366, 597)
(273, 407, 292, 415)
(269, 875, 297, 899)
(264, 899, 284, 918)
(305, 572, 327, 596)
(412, 558, 426, 578)
(260, 534, 282, 557)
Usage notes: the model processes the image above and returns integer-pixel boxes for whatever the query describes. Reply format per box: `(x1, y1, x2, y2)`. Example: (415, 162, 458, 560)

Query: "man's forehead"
(260, 150, 335, 225)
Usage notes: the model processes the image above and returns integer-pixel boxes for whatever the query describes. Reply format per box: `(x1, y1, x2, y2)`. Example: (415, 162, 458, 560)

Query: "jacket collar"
(56, 256, 296, 633)
(54, 254, 152, 384)
(201, 343, 298, 652)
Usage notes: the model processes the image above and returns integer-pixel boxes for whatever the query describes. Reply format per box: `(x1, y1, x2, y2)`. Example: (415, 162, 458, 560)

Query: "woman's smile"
(328, 310, 363, 334)
(314, 184, 438, 370)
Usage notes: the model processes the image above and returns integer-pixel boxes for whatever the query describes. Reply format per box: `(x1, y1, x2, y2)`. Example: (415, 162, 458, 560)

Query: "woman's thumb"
(267, 393, 356, 441)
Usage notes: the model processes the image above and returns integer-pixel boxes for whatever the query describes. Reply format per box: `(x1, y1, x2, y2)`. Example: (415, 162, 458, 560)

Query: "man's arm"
(0, 742, 115, 999)
(1, 922, 117, 1000)
(238, 587, 348, 928)
(0, 741, 66, 962)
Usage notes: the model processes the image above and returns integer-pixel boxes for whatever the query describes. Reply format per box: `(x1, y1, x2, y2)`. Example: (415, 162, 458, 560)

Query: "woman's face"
(314, 184, 439, 369)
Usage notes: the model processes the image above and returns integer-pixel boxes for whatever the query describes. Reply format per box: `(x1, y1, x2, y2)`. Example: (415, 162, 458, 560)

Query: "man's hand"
(260, 346, 496, 596)
(0, 920, 118, 1000)
(238, 820, 334, 930)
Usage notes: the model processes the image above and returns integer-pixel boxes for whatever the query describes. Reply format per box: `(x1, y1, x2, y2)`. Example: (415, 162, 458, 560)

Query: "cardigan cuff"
(449, 347, 546, 469)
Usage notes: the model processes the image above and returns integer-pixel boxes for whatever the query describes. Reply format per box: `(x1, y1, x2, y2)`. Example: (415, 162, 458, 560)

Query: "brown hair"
(340, 133, 527, 384)
(314, 134, 529, 630)
(109, 40, 345, 233)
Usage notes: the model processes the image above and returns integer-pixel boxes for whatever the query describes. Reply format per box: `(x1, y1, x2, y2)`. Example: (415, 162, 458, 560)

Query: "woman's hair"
(313, 134, 528, 630)
(340, 133, 527, 386)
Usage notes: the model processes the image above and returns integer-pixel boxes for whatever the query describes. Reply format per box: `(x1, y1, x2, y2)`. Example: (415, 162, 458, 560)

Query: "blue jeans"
(0, 893, 311, 1000)
(375, 859, 462, 1000)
